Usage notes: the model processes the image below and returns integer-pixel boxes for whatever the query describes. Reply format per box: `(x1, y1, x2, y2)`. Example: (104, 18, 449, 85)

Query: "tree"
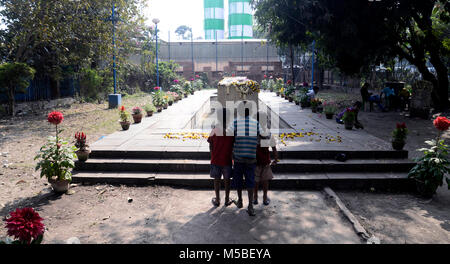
(0, 0, 147, 99)
(0, 62, 35, 116)
(253, 0, 450, 109)
(175, 25, 192, 40)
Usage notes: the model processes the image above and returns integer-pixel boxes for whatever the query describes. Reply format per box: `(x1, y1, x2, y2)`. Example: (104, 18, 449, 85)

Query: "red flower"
(195, 75, 200, 78)
(5, 208, 45, 244)
(190, 78, 194, 81)
(153, 87, 161, 90)
(231, 74, 235, 77)
(433, 116, 450, 131)
(287, 80, 292, 85)
(396, 123, 406, 129)
(119, 106, 125, 111)
(47, 111, 64, 125)
(264, 75, 267, 78)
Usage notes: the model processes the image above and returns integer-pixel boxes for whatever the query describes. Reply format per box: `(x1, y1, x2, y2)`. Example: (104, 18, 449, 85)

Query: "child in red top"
(207, 109, 234, 207)
(254, 135, 278, 206)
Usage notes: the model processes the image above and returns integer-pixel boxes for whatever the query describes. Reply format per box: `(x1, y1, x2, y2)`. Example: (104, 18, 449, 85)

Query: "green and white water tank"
(228, 0, 253, 39)
(204, 0, 225, 40)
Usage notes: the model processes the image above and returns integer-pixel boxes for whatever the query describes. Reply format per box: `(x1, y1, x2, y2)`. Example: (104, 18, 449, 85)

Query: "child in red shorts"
(254, 135, 278, 206)
(208, 109, 234, 207)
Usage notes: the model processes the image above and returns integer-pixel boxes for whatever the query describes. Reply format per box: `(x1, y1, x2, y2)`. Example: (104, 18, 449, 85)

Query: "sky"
(145, 0, 229, 41)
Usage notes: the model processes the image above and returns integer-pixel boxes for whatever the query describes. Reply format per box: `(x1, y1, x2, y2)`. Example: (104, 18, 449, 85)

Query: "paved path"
(43, 188, 361, 244)
(91, 90, 391, 153)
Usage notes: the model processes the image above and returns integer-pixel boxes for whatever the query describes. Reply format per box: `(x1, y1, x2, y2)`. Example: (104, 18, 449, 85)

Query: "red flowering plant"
(392, 122, 408, 142)
(1, 208, 44, 244)
(34, 111, 77, 182)
(408, 116, 450, 197)
(74, 132, 89, 151)
(119, 105, 130, 122)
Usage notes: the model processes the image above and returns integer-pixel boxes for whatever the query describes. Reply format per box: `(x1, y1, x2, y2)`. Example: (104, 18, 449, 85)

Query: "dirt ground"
(0, 90, 450, 244)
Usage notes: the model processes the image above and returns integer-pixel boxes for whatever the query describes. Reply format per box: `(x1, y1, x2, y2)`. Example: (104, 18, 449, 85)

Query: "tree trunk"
(428, 50, 449, 110)
(319, 67, 325, 90)
(8, 86, 15, 117)
(50, 78, 61, 99)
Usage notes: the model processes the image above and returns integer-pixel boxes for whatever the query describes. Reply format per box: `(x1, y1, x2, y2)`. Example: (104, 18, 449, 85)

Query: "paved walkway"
(43, 189, 361, 244)
(91, 90, 391, 152)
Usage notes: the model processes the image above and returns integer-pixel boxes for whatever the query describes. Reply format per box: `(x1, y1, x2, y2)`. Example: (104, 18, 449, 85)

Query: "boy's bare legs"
(224, 178, 231, 205)
(262, 180, 269, 203)
(236, 188, 243, 208)
(213, 178, 221, 206)
(253, 182, 259, 204)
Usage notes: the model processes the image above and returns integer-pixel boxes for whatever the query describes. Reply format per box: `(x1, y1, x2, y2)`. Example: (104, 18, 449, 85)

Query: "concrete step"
(89, 149, 408, 160)
(75, 158, 415, 173)
(71, 172, 414, 191)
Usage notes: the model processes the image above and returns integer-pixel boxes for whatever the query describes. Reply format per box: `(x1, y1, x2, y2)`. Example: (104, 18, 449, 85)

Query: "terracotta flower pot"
(344, 120, 354, 130)
(326, 113, 334, 119)
(146, 111, 154, 117)
(132, 113, 143, 124)
(168, 101, 173, 106)
(163, 104, 168, 109)
(392, 140, 405, 151)
(120, 121, 131, 130)
(317, 106, 323, 113)
(48, 178, 70, 193)
(184, 94, 188, 98)
(295, 101, 300, 105)
(311, 107, 318, 113)
(289, 97, 294, 102)
(276, 92, 280, 96)
(75, 149, 91, 162)
(415, 179, 436, 198)
(157, 107, 162, 112)
(190, 91, 194, 95)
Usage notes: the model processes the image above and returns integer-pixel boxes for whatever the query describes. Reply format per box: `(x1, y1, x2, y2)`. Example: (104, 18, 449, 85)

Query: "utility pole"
(311, 40, 315, 90)
(108, 0, 121, 109)
(191, 28, 194, 79)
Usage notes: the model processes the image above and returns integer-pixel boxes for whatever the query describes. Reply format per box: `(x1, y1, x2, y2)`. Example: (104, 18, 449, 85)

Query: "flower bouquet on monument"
(1, 208, 45, 244)
(408, 116, 450, 198)
(35, 111, 77, 193)
(132, 106, 144, 123)
(74, 131, 90, 162)
(119, 106, 131, 130)
(392, 123, 408, 150)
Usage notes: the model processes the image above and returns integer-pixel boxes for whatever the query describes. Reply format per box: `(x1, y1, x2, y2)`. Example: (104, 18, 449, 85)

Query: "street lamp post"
(311, 40, 315, 90)
(153, 18, 160, 89)
(108, 0, 121, 109)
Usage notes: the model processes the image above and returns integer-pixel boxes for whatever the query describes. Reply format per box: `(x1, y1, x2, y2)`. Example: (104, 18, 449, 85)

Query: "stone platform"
(73, 90, 415, 190)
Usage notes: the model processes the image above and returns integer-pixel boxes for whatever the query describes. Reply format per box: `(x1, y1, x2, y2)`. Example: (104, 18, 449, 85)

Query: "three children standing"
(207, 108, 278, 216)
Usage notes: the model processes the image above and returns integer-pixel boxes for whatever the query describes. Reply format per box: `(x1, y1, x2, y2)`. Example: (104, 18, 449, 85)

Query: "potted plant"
(392, 123, 408, 150)
(35, 111, 77, 193)
(144, 103, 156, 117)
(294, 96, 300, 105)
(323, 102, 337, 119)
(119, 106, 131, 130)
(152, 87, 165, 112)
(74, 132, 90, 162)
(310, 98, 321, 113)
(300, 95, 310, 108)
(132, 106, 143, 123)
(167, 93, 174, 106)
(408, 116, 450, 198)
(342, 108, 356, 130)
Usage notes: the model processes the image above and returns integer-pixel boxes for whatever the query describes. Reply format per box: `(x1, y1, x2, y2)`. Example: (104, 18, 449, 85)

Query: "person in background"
(360, 83, 385, 111)
(399, 87, 411, 111)
(336, 101, 364, 129)
(306, 86, 319, 100)
(208, 109, 234, 207)
(381, 86, 395, 110)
